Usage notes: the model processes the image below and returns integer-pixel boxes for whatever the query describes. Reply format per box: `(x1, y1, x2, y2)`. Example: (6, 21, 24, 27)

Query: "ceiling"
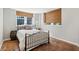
(12, 8, 58, 13)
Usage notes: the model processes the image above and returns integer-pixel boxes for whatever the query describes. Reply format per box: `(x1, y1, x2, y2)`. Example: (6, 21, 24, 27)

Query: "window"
(17, 16, 24, 25)
(16, 16, 32, 25)
(34, 14, 41, 28)
(27, 17, 32, 25)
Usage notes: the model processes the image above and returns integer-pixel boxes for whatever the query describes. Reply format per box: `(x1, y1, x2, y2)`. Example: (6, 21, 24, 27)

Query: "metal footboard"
(25, 31, 49, 51)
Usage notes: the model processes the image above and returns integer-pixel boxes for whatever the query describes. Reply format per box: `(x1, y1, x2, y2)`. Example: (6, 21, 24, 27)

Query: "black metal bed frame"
(24, 31, 50, 51)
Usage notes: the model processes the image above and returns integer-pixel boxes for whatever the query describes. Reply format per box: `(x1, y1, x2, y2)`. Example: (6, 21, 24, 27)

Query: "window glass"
(17, 16, 24, 25)
(27, 17, 32, 25)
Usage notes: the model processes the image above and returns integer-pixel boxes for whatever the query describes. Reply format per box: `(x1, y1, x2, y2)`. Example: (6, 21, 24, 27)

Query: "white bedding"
(17, 29, 40, 51)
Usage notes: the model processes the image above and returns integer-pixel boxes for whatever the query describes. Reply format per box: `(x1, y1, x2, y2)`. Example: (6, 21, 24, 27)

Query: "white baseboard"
(51, 36, 79, 47)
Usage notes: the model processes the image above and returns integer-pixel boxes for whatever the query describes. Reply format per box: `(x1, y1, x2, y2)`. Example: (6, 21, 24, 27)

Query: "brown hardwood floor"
(1, 40, 20, 51)
(1, 38, 79, 51)
(32, 38, 79, 51)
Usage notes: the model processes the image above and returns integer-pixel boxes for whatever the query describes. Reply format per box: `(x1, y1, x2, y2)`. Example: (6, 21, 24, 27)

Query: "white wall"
(61, 8, 79, 44)
(3, 8, 16, 39)
(0, 8, 3, 41)
(0, 8, 3, 48)
(41, 8, 79, 44)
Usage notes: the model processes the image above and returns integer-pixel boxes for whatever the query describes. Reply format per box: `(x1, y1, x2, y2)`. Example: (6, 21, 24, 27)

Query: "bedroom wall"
(41, 8, 79, 45)
(61, 8, 79, 44)
(3, 8, 16, 39)
(0, 8, 3, 48)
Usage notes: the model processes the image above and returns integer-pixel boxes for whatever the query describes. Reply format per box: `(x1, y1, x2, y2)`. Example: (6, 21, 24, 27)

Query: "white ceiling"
(12, 8, 58, 13)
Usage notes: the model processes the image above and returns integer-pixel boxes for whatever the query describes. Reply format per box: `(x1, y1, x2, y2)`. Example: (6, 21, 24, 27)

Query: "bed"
(17, 29, 49, 51)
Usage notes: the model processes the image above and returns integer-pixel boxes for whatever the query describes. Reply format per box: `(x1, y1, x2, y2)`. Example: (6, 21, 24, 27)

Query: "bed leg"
(48, 31, 50, 43)
(48, 38, 50, 43)
(25, 34, 27, 51)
